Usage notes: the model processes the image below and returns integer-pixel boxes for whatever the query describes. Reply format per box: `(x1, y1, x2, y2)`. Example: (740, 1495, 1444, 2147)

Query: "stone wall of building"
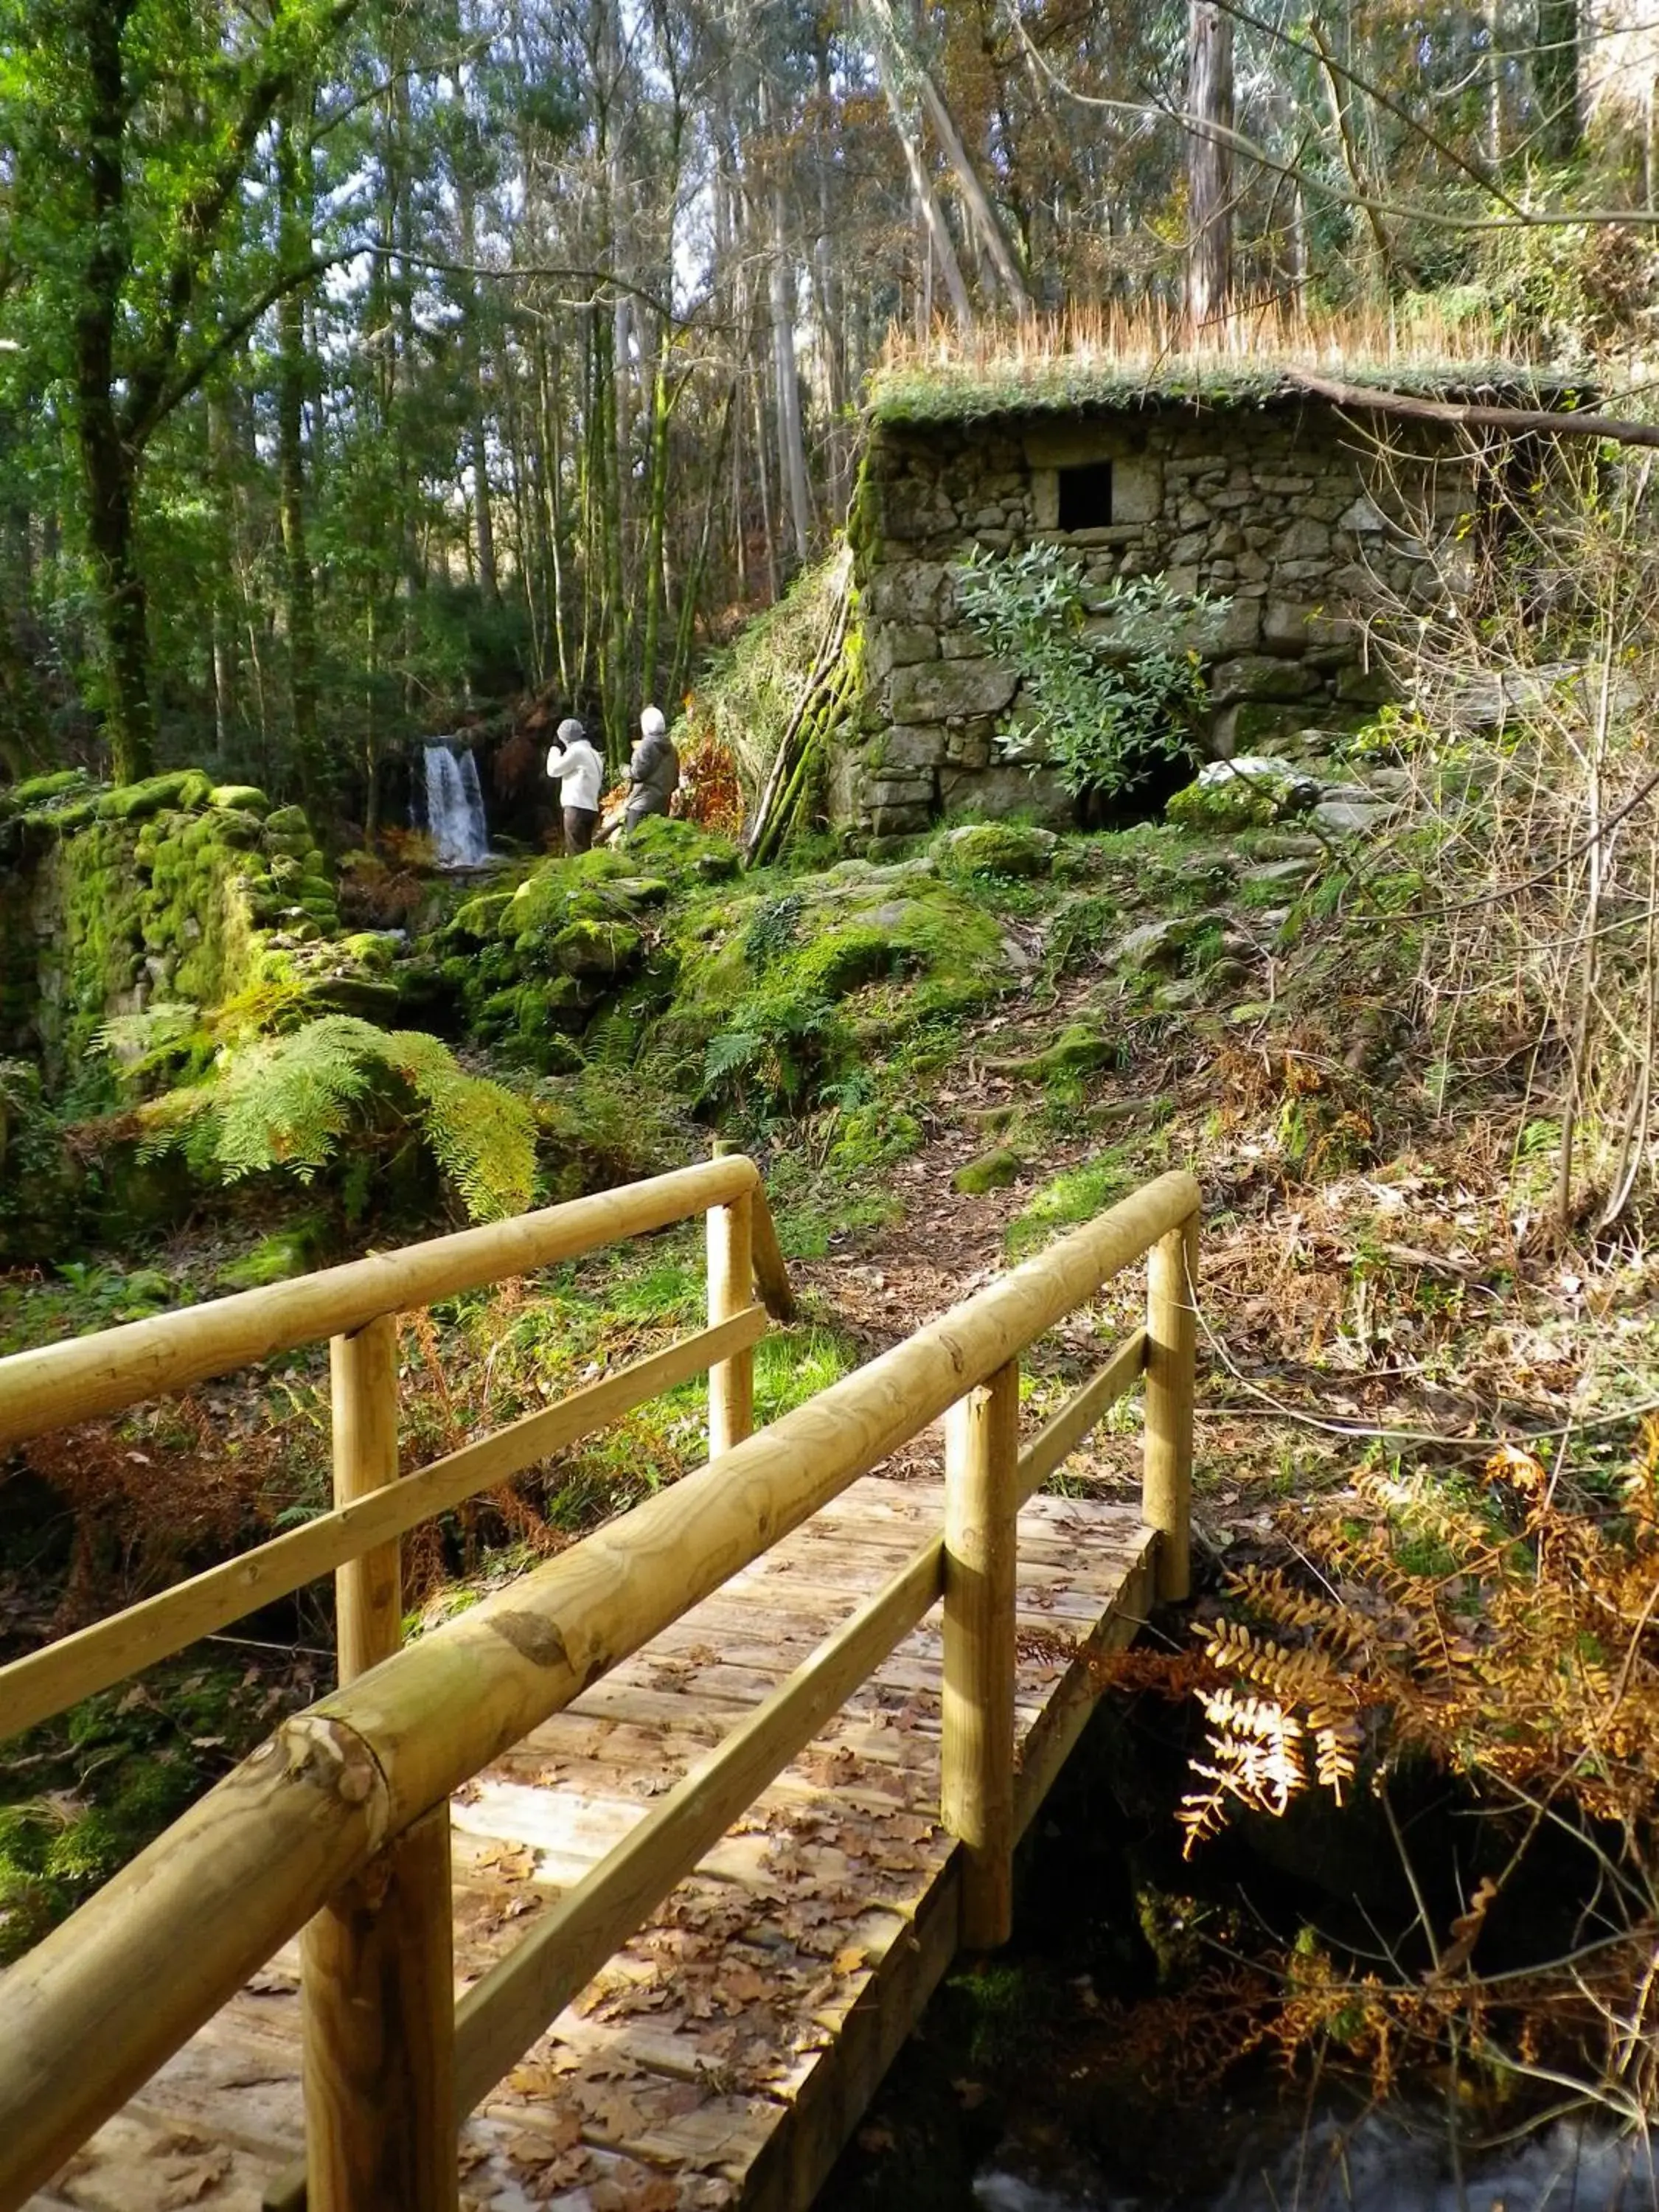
(841, 400, 1478, 841)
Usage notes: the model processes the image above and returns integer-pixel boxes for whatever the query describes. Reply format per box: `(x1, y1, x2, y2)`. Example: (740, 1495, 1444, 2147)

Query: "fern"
(139, 1017, 536, 1222)
(582, 1002, 643, 1071)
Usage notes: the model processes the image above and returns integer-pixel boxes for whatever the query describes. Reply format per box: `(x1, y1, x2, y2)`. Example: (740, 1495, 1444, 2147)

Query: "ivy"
(953, 543, 1223, 799)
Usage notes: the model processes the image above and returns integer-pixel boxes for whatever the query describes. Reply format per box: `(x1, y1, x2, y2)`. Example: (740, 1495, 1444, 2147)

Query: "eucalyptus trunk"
(1186, 0, 1234, 330)
(72, 0, 155, 783)
(639, 341, 675, 703)
(1535, 0, 1580, 160)
(276, 103, 324, 811)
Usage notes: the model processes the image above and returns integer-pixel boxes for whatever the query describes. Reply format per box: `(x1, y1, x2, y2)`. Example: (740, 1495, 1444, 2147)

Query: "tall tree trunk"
(639, 340, 675, 703)
(811, 25, 850, 518)
(73, 0, 155, 782)
(276, 102, 324, 810)
(457, 164, 498, 600)
(912, 66, 1032, 315)
(864, 0, 1028, 314)
(0, 621, 52, 779)
(768, 174, 813, 568)
(1186, 1, 1235, 330)
(208, 391, 235, 764)
(868, 11, 973, 330)
(671, 382, 735, 708)
(1536, 0, 1580, 160)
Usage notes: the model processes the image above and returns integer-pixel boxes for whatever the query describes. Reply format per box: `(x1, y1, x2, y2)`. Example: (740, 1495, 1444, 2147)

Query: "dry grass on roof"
(869, 297, 1589, 424)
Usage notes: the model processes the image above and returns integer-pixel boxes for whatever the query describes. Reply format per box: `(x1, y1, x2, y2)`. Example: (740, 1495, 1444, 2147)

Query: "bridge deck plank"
(27, 1474, 1152, 2212)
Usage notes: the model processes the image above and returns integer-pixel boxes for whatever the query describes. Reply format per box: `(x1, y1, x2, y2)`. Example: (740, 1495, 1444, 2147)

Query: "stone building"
(838, 361, 1575, 841)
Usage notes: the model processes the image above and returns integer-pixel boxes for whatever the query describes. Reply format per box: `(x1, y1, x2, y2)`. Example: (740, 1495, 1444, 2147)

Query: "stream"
(974, 2110, 1653, 2210)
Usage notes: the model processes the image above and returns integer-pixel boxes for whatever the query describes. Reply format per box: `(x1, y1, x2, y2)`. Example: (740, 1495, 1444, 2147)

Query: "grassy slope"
(1, 776, 1639, 1985)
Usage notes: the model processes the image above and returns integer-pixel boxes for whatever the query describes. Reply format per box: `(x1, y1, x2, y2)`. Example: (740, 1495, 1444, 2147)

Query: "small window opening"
(1057, 459, 1114, 529)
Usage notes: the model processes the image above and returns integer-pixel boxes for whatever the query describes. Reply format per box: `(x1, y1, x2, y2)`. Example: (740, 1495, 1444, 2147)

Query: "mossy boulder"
(340, 933, 399, 974)
(952, 1147, 1023, 1194)
(936, 823, 1057, 879)
(548, 919, 644, 981)
(208, 784, 271, 817)
(619, 815, 742, 881)
(1166, 758, 1321, 834)
(448, 890, 516, 941)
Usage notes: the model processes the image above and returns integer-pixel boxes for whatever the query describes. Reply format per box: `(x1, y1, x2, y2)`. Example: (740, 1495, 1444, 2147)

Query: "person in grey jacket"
(625, 706, 679, 832)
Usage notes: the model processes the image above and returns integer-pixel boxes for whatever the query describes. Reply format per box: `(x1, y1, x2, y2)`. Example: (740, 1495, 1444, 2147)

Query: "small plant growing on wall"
(954, 543, 1223, 800)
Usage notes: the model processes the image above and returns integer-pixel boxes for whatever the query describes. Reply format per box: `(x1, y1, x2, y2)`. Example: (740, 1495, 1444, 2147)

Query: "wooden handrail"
(0, 1309, 767, 1743)
(453, 1531, 942, 2113)
(0, 1166, 1197, 2211)
(0, 1155, 795, 1451)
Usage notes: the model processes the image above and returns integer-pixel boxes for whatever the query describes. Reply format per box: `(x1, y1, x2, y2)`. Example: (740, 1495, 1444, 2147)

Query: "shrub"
(954, 543, 1219, 799)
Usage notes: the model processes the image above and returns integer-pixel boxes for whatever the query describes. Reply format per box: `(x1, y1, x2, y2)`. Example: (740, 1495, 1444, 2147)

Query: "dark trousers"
(563, 806, 598, 855)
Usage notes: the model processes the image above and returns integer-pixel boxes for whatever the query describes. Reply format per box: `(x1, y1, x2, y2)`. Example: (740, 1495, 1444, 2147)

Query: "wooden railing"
(0, 1161, 1199, 2212)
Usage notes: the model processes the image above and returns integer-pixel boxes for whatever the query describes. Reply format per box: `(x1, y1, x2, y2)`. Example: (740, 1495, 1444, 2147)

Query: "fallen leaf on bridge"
(156, 2149, 232, 2207)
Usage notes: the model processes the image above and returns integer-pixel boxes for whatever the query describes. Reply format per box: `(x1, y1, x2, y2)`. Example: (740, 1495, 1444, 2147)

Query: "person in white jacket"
(546, 717, 605, 854)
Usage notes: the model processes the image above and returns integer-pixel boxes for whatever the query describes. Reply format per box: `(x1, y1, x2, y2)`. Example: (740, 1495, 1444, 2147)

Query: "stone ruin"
(838, 370, 1573, 841)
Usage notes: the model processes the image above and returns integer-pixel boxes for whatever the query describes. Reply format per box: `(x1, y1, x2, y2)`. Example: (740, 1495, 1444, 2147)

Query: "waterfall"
(423, 742, 491, 869)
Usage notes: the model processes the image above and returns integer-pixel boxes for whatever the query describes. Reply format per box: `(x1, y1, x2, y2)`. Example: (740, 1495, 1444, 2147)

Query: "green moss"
(1, 782, 335, 1098)
(208, 784, 270, 815)
(94, 771, 209, 822)
(619, 815, 742, 880)
(1005, 1147, 1165, 1257)
(449, 890, 516, 941)
(953, 1147, 1023, 1194)
(547, 919, 644, 980)
(4, 768, 88, 812)
(868, 355, 1584, 428)
(215, 1224, 324, 1290)
(1167, 762, 1315, 834)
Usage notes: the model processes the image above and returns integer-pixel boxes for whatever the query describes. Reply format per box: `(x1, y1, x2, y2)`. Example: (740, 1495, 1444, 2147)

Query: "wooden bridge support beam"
(941, 1358, 1018, 1952)
(1144, 1212, 1198, 1602)
(303, 1313, 458, 2212)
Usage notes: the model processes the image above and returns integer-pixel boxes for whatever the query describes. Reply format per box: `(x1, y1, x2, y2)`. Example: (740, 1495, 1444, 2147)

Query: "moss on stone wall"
(0, 774, 340, 1098)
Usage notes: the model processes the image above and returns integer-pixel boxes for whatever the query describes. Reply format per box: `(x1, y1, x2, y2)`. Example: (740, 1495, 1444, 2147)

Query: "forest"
(10, 4, 1659, 2211)
(1, 0, 1652, 808)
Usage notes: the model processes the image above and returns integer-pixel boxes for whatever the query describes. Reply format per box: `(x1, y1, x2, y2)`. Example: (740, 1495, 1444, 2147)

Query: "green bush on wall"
(954, 543, 1222, 801)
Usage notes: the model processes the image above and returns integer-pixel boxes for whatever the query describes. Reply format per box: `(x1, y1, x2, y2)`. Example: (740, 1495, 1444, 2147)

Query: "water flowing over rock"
(423, 742, 490, 868)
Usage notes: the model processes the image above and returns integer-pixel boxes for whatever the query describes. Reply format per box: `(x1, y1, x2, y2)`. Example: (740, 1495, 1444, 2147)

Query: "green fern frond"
(136, 1017, 536, 1223)
(582, 1003, 642, 1071)
(378, 1029, 537, 1221)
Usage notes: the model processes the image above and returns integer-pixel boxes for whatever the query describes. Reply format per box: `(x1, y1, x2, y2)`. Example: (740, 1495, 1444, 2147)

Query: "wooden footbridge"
(0, 1157, 1199, 2212)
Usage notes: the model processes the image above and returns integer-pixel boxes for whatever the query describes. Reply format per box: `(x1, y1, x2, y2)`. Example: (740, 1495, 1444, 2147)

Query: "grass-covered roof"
(866, 307, 1590, 428)
(869, 357, 1588, 426)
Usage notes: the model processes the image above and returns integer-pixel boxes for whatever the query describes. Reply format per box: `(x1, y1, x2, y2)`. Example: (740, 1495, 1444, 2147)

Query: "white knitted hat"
(639, 705, 667, 739)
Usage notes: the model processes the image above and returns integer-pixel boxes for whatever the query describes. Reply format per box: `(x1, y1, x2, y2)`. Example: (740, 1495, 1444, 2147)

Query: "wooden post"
(305, 1313, 457, 2212)
(329, 1314, 402, 1680)
(1144, 1211, 1197, 1603)
(302, 1806, 457, 2212)
(708, 1144, 755, 1455)
(942, 1358, 1018, 1951)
